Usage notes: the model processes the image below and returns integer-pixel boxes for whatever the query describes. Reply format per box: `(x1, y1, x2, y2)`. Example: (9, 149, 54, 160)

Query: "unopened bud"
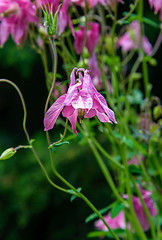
(42, 4, 61, 37)
(0, 148, 16, 160)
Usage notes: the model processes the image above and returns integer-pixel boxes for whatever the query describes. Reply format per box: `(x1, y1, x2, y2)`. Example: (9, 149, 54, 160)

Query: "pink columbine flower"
(95, 211, 125, 231)
(71, 0, 105, 7)
(148, 0, 162, 20)
(0, 0, 38, 46)
(88, 53, 103, 90)
(118, 21, 152, 56)
(36, 0, 74, 36)
(74, 22, 99, 55)
(44, 68, 117, 135)
(71, 0, 122, 7)
(127, 155, 143, 166)
(123, 187, 157, 231)
(132, 188, 157, 231)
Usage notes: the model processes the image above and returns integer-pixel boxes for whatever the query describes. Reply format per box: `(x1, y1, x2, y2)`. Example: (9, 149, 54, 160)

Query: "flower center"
(78, 109, 86, 124)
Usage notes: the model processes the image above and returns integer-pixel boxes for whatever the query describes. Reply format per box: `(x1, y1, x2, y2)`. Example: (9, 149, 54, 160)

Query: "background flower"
(0, 0, 38, 46)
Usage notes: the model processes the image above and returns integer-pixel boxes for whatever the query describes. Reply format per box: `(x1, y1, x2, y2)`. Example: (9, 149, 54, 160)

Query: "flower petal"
(67, 109, 78, 135)
(94, 92, 117, 123)
(62, 105, 75, 117)
(44, 94, 66, 131)
(72, 91, 93, 110)
(96, 110, 112, 123)
(85, 109, 96, 118)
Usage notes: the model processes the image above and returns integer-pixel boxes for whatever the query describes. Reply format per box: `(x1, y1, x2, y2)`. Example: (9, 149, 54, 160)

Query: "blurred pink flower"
(0, 0, 38, 46)
(36, 0, 74, 36)
(53, 82, 67, 99)
(71, 0, 105, 7)
(132, 188, 157, 231)
(127, 155, 143, 165)
(123, 187, 157, 231)
(74, 22, 99, 55)
(148, 0, 162, 19)
(95, 211, 125, 231)
(88, 53, 103, 90)
(44, 68, 117, 135)
(71, 0, 122, 7)
(118, 21, 152, 55)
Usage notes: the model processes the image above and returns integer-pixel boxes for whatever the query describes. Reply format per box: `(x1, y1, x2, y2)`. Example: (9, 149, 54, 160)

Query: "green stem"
(77, 123, 125, 204)
(92, 137, 124, 171)
(121, 145, 147, 240)
(0, 79, 72, 195)
(44, 37, 57, 115)
(49, 118, 69, 148)
(117, 0, 139, 24)
(81, 0, 88, 64)
(131, 177, 157, 240)
(138, 0, 150, 99)
(46, 133, 120, 240)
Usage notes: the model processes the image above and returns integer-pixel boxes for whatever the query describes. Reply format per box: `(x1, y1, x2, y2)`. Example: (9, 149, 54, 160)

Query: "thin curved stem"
(0, 79, 72, 195)
(44, 37, 57, 115)
(117, 0, 139, 24)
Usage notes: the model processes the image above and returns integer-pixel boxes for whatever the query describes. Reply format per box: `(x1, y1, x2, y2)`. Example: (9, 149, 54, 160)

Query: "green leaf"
(128, 136, 148, 155)
(87, 229, 126, 238)
(54, 141, 69, 147)
(68, 187, 82, 202)
(128, 164, 142, 175)
(110, 202, 125, 219)
(150, 124, 158, 135)
(87, 231, 109, 238)
(53, 4, 62, 35)
(85, 203, 115, 223)
(122, 136, 134, 148)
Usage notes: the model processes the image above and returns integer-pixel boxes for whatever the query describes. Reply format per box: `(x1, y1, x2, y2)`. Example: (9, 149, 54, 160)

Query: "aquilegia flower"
(95, 187, 157, 234)
(0, 0, 38, 46)
(74, 22, 99, 55)
(71, 0, 122, 8)
(132, 188, 157, 231)
(127, 155, 143, 166)
(148, 0, 162, 20)
(44, 68, 117, 135)
(95, 211, 125, 231)
(88, 53, 103, 90)
(118, 21, 152, 56)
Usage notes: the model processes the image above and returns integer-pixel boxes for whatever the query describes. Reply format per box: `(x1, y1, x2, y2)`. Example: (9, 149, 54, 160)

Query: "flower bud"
(0, 148, 16, 160)
(42, 4, 61, 37)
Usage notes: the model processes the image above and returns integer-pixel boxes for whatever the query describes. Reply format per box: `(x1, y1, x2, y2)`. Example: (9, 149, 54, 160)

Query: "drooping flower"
(148, 0, 162, 20)
(74, 22, 99, 55)
(88, 53, 103, 90)
(71, 0, 105, 7)
(118, 21, 152, 55)
(95, 187, 157, 234)
(127, 155, 143, 166)
(95, 211, 125, 231)
(132, 188, 157, 231)
(123, 187, 157, 231)
(71, 0, 122, 8)
(44, 68, 117, 135)
(0, 0, 38, 46)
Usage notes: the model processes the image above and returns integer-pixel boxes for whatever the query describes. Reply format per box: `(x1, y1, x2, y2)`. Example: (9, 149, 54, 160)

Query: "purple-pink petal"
(67, 109, 78, 135)
(62, 106, 75, 117)
(44, 94, 66, 131)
